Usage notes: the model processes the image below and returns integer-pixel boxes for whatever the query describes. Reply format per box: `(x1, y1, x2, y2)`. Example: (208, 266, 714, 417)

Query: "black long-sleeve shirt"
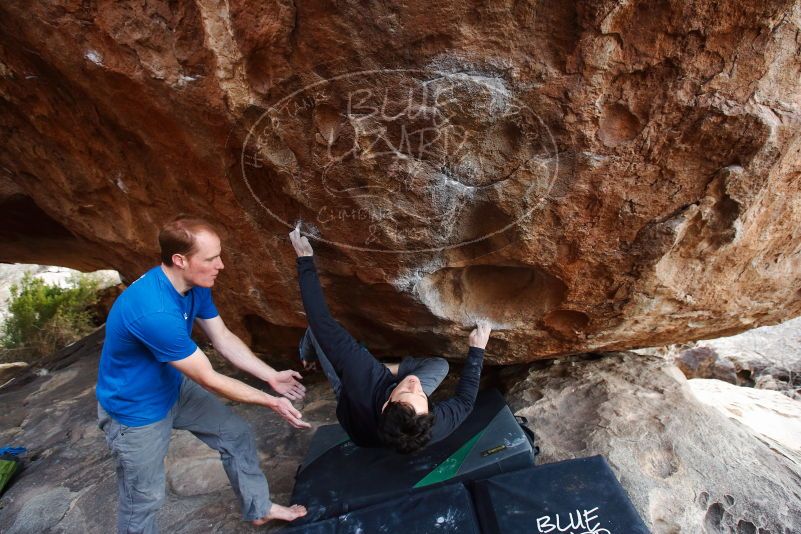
(296, 256, 484, 448)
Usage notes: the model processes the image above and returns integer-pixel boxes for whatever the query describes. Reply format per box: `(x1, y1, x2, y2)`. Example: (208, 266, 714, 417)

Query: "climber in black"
(289, 227, 491, 454)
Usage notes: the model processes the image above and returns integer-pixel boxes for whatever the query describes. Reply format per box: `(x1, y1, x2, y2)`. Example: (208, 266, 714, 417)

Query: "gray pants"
(98, 377, 270, 534)
(300, 328, 450, 400)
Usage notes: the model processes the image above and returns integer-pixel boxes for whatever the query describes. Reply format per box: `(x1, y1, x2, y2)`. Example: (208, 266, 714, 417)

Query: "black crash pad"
(291, 389, 536, 524)
(472, 455, 651, 534)
(282, 481, 480, 534)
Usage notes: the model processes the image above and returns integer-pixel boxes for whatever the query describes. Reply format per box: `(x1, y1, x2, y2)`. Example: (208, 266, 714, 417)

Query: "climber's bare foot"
(251, 503, 307, 526)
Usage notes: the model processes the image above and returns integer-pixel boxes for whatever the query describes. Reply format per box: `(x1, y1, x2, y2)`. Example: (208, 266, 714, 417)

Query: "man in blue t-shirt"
(97, 217, 309, 533)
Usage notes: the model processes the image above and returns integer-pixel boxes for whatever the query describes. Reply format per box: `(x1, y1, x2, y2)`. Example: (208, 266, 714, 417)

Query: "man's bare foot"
(251, 504, 307, 526)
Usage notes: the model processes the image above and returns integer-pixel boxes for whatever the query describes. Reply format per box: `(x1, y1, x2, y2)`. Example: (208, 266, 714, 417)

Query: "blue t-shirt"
(96, 266, 219, 426)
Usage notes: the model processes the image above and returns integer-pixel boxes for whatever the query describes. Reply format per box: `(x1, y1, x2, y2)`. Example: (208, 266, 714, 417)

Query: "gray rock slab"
(504, 352, 801, 533)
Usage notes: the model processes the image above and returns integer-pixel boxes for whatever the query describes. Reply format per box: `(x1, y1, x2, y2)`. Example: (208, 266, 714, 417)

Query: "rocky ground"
(504, 354, 801, 533)
(0, 330, 335, 534)
(639, 316, 801, 400)
(688, 379, 801, 467)
(0, 333, 799, 533)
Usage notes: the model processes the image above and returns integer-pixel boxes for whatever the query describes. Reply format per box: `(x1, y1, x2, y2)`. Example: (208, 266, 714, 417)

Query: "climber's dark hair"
(377, 399, 435, 454)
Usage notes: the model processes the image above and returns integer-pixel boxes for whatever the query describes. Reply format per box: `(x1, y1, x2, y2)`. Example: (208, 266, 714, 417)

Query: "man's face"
(387, 374, 429, 415)
(182, 231, 224, 288)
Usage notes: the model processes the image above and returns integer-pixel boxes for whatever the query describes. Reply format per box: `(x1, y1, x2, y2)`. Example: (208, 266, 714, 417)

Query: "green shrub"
(1, 273, 101, 358)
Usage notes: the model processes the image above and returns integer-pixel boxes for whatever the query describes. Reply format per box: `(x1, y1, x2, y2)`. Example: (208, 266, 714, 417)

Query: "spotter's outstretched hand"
(268, 369, 306, 401)
(289, 227, 314, 257)
(269, 396, 311, 429)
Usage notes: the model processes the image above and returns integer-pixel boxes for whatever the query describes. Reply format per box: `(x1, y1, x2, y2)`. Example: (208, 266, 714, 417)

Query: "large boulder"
(696, 316, 801, 399)
(1, 1, 800, 361)
(673, 346, 738, 384)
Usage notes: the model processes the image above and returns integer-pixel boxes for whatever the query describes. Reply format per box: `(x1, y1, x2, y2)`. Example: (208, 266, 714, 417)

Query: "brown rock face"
(1, 1, 800, 362)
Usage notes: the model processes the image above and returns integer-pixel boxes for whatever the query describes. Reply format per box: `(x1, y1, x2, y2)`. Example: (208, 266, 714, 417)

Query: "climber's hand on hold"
(469, 320, 492, 349)
(290, 227, 314, 257)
